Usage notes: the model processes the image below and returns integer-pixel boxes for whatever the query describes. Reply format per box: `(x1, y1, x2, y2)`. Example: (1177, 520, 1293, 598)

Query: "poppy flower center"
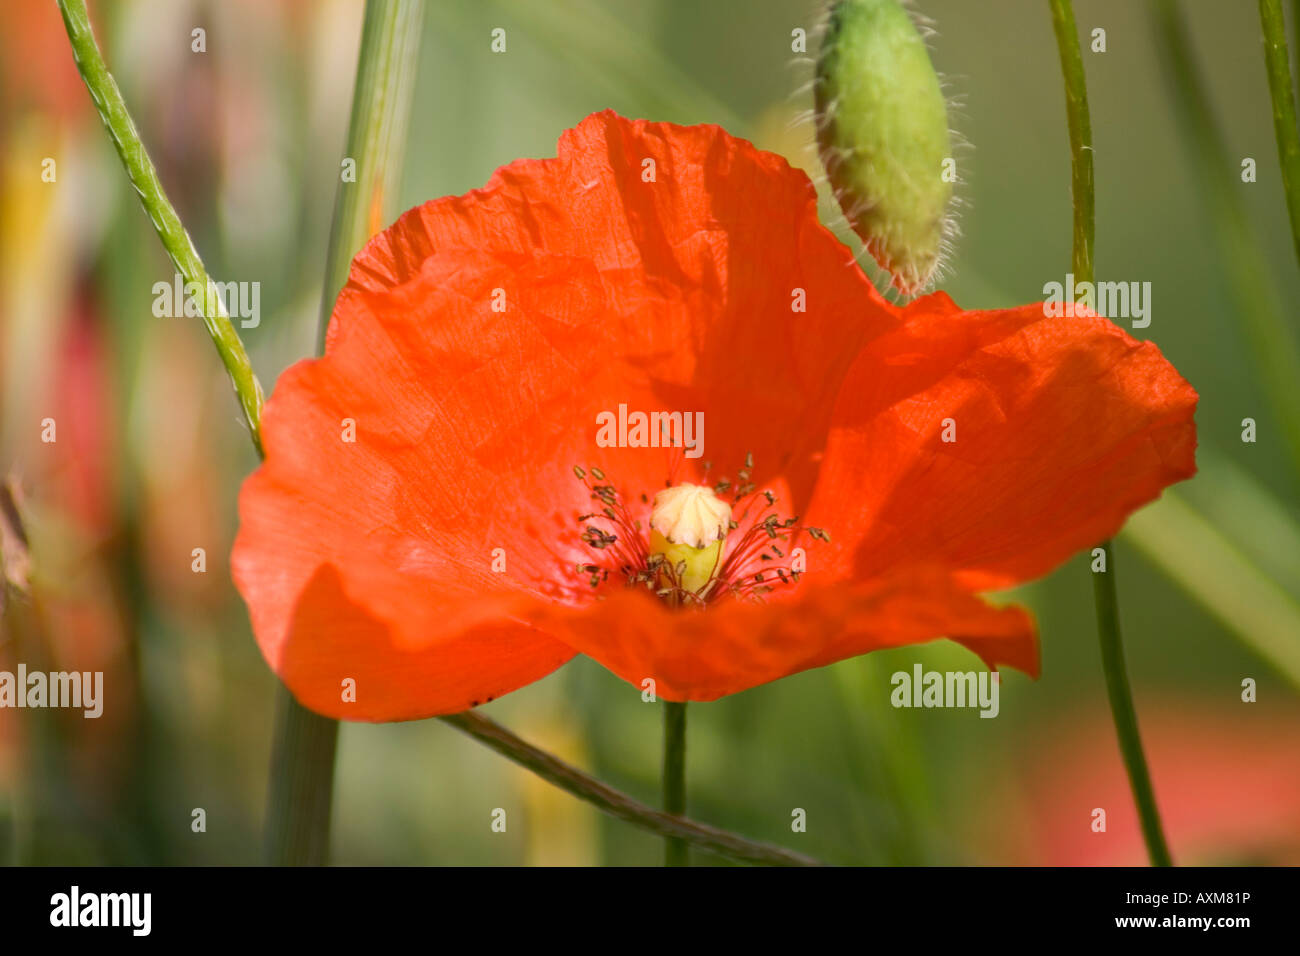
(572, 458, 828, 608)
(648, 483, 730, 598)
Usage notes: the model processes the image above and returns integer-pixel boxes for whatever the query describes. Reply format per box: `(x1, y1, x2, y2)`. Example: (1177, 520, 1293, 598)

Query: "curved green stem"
(662, 701, 689, 866)
(1260, 0, 1300, 268)
(1048, 0, 1172, 868)
(441, 710, 822, 866)
(56, 0, 265, 453)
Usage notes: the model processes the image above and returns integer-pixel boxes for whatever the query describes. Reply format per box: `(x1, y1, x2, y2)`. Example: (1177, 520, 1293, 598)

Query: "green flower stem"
(1259, 0, 1300, 268)
(265, 0, 426, 866)
(316, 0, 424, 352)
(440, 710, 822, 866)
(662, 701, 689, 866)
(56, 0, 265, 453)
(265, 689, 338, 865)
(1048, 0, 1173, 868)
(1089, 546, 1172, 865)
(1048, 0, 1093, 287)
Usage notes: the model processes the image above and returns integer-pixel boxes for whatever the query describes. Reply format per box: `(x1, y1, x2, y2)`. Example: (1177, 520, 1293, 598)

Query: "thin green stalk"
(1048, 0, 1172, 868)
(1049, 0, 1093, 290)
(265, 689, 338, 865)
(1090, 547, 1172, 865)
(264, 0, 425, 866)
(662, 701, 689, 866)
(441, 711, 823, 866)
(1260, 0, 1300, 268)
(56, 0, 264, 453)
(316, 0, 424, 352)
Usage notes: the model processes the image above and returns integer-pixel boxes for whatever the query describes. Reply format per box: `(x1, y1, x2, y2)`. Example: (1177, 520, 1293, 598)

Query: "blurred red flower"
(984, 706, 1300, 865)
(232, 111, 1197, 721)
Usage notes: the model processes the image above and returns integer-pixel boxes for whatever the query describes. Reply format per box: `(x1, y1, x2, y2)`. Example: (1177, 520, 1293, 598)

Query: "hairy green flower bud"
(815, 0, 954, 296)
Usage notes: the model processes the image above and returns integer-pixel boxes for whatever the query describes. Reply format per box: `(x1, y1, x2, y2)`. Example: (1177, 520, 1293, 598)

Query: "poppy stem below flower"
(662, 701, 689, 866)
(1049, 0, 1173, 867)
(55, 0, 265, 454)
(1091, 544, 1172, 866)
(1259, 0, 1300, 269)
(439, 711, 825, 865)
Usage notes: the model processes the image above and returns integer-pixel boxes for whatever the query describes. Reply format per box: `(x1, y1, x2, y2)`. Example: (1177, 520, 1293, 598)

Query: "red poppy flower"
(232, 111, 1197, 721)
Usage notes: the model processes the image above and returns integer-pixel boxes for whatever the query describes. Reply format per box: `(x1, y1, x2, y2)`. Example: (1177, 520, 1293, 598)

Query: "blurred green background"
(2, 0, 1299, 865)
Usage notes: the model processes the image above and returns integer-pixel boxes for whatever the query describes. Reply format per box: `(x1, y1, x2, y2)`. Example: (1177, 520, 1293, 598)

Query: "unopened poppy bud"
(650, 483, 731, 596)
(815, 0, 954, 296)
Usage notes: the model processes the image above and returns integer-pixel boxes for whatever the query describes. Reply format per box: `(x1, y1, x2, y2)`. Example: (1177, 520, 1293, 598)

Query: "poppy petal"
(273, 565, 572, 721)
(232, 347, 580, 722)
(339, 110, 903, 509)
(805, 293, 1198, 591)
(535, 566, 1037, 702)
